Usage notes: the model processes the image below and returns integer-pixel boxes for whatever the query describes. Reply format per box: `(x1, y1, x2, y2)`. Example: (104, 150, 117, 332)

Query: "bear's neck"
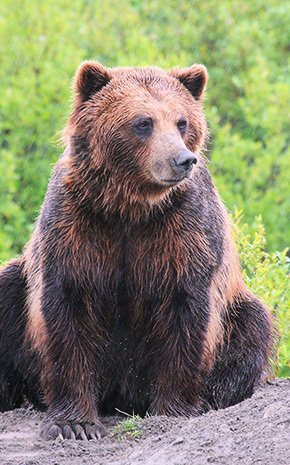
(60, 142, 203, 224)
(65, 168, 191, 224)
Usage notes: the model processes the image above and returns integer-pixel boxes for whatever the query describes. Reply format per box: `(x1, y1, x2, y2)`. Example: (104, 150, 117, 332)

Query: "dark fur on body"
(0, 62, 273, 440)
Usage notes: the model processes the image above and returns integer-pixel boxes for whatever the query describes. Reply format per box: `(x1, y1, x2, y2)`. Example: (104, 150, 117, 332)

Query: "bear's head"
(65, 61, 208, 213)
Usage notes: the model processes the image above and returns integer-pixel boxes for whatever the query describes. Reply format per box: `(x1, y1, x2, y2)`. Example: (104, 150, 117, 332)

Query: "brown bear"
(0, 61, 273, 440)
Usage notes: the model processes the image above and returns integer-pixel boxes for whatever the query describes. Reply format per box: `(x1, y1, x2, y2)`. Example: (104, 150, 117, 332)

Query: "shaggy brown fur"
(0, 61, 273, 440)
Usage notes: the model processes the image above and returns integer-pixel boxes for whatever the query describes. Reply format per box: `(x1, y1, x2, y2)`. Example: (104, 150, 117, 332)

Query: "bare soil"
(0, 379, 289, 465)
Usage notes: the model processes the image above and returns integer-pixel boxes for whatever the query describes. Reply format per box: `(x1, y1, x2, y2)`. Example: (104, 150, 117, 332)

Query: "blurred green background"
(0, 0, 289, 375)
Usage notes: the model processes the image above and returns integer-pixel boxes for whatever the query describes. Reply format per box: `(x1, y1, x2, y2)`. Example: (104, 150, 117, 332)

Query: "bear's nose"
(172, 150, 197, 175)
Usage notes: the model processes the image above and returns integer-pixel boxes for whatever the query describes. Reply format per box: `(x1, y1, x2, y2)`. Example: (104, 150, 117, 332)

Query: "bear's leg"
(148, 288, 211, 416)
(0, 260, 42, 411)
(40, 269, 107, 441)
(204, 293, 273, 409)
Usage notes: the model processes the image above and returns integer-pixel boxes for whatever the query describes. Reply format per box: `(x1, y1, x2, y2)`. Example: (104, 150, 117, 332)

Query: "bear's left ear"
(171, 64, 208, 100)
(74, 61, 112, 104)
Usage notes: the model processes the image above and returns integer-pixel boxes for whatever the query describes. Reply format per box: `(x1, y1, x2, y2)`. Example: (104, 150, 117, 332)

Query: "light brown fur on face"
(64, 64, 208, 212)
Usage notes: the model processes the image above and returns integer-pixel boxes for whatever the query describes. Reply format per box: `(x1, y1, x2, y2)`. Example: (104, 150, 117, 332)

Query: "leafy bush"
(0, 0, 289, 375)
(233, 211, 290, 377)
(1, 0, 289, 259)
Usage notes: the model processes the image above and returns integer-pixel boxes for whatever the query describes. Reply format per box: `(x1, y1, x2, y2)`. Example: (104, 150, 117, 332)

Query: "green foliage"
(0, 1, 289, 375)
(233, 211, 290, 377)
(0, 0, 289, 260)
(127, 0, 290, 249)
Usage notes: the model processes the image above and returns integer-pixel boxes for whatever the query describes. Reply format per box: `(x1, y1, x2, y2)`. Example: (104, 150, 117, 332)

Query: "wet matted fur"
(0, 62, 273, 440)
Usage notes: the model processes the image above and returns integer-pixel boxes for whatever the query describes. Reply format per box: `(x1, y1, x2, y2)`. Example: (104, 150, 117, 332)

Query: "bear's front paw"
(41, 420, 107, 441)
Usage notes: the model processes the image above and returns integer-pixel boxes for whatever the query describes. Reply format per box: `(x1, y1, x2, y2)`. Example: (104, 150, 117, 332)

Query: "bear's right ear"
(74, 61, 112, 104)
(170, 64, 208, 100)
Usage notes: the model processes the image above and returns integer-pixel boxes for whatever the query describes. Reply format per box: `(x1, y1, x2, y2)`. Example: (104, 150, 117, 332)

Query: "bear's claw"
(41, 420, 107, 441)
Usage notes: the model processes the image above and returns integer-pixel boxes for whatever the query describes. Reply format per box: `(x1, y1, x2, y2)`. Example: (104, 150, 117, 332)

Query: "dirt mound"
(0, 379, 289, 465)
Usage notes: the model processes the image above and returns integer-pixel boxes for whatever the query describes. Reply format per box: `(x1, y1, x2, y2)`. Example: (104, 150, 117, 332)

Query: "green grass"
(113, 413, 143, 439)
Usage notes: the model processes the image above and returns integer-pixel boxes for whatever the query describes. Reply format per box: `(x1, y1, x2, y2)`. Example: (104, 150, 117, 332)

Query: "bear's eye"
(133, 117, 153, 137)
(177, 118, 188, 134)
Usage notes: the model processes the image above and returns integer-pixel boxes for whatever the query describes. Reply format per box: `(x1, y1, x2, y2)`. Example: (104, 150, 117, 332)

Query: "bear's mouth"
(161, 177, 186, 186)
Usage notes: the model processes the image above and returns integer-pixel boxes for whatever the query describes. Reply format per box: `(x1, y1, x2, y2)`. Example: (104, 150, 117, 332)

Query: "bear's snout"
(149, 133, 199, 187)
(171, 150, 197, 177)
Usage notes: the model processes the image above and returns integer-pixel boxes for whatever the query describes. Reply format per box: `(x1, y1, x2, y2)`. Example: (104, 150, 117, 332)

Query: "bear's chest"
(114, 218, 211, 299)
(78, 213, 213, 323)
